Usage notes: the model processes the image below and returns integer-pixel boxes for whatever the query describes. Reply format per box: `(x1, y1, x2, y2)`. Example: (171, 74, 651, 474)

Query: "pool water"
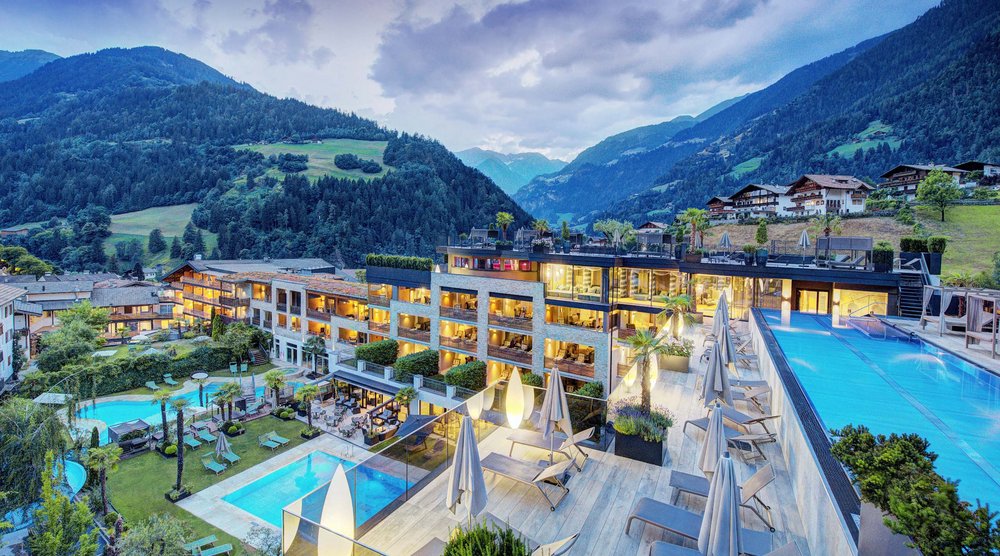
(3, 460, 87, 532)
(77, 380, 302, 444)
(763, 310, 1000, 509)
(223, 451, 410, 527)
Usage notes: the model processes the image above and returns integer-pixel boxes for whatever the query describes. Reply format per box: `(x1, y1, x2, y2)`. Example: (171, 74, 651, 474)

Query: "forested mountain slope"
(0, 49, 59, 82)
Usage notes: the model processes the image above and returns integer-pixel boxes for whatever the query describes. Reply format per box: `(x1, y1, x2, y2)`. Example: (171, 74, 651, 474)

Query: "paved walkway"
(889, 317, 1000, 374)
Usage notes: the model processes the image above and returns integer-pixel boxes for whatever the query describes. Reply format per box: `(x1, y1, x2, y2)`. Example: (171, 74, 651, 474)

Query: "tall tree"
(148, 228, 167, 253)
(0, 399, 69, 513)
(262, 369, 287, 411)
(28, 452, 98, 556)
(169, 398, 190, 492)
(917, 169, 963, 222)
(151, 389, 173, 445)
(83, 444, 122, 515)
(623, 330, 669, 414)
(119, 514, 188, 556)
(495, 211, 515, 241)
(169, 236, 183, 259)
(295, 384, 321, 430)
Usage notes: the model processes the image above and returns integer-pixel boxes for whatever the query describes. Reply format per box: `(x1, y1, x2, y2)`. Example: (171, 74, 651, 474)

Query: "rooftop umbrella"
(537, 366, 574, 465)
(718, 232, 733, 252)
(214, 432, 231, 460)
(702, 340, 733, 408)
(698, 452, 743, 556)
(712, 291, 730, 340)
(446, 415, 488, 525)
(699, 402, 726, 476)
(798, 229, 811, 266)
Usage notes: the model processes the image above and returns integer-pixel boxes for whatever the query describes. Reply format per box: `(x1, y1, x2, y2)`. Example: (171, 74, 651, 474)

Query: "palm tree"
(216, 382, 243, 421)
(658, 294, 696, 339)
(192, 375, 208, 407)
(532, 218, 550, 235)
(810, 214, 843, 262)
(302, 335, 327, 375)
(169, 398, 190, 492)
(678, 208, 710, 248)
(623, 330, 669, 414)
(262, 369, 287, 411)
(295, 385, 321, 430)
(496, 211, 515, 241)
(84, 444, 122, 515)
(151, 389, 173, 444)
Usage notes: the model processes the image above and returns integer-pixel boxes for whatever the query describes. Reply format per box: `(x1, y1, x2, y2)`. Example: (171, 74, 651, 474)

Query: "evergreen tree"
(192, 229, 206, 255)
(182, 222, 198, 245)
(28, 452, 98, 556)
(169, 236, 182, 258)
(148, 228, 167, 253)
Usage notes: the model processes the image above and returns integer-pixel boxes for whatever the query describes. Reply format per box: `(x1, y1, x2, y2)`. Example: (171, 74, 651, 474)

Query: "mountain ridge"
(0, 49, 60, 82)
(455, 147, 566, 194)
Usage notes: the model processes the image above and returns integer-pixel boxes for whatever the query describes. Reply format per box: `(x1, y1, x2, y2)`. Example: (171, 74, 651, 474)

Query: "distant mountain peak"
(455, 147, 566, 194)
(0, 49, 60, 83)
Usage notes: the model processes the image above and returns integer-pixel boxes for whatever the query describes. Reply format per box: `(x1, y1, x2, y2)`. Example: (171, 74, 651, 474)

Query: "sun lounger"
(201, 455, 227, 475)
(409, 537, 446, 556)
(684, 405, 780, 436)
(481, 453, 574, 511)
(507, 427, 595, 471)
(196, 429, 217, 443)
(184, 436, 202, 449)
(163, 374, 179, 386)
(733, 385, 772, 413)
(732, 378, 769, 389)
(145, 381, 159, 390)
(650, 541, 799, 556)
(267, 431, 290, 446)
(258, 434, 280, 450)
(182, 534, 217, 552)
(625, 497, 772, 556)
(220, 449, 241, 465)
(199, 543, 233, 556)
(669, 464, 776, 530)
(532, 533, 579, 556)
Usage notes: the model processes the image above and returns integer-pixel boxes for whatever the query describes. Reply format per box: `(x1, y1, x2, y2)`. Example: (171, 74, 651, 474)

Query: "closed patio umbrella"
(537, 366, 574, 465)
(718, 232, 732, 252)
(699, 402, 726, 476)
(798, 229, 811, 266)
(214, 432, 230, 460)
(446, 414, 488, 525)
(699, 452, 743, 555)
(702, 340, 733, 408)
(712, 292, 730, 340)
(718, 325, 738, 373)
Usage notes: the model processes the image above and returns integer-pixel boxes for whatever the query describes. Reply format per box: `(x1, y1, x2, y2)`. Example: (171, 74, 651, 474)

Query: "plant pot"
(743, 255, 754, 266)
(164, 489, 191, 504)
(495, 244, 505, 252)
(899, 251, 922, 268)
(874, 260, 892, 273)
(923, 252, 942, 275)
(532, 243, 547, 253)
(755, 249, 768, 267)
(562, 244, 572, 254)
(657, 354, 690, 373)
(614, 432, 666, 466)
(363, 434, 379, 446)
(301, 429, 322, 440)
(684, 253, 702, 263)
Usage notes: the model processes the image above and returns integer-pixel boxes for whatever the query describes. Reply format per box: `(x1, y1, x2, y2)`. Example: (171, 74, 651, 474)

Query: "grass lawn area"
(726, 156, 764, 179)
(234, 139, 394, 182)
(102, 203, 219, 268)
(917, 204, 1000, 275)
(106, 417, 310, 553)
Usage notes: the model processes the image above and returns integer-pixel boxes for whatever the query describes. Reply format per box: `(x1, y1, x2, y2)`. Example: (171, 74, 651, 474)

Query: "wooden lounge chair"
(184, 436, 202, 449)
(267, 431, 290, 446)
(669, 464, 776, 531)
(182, 534, 217, 552)
(220, 449, 241, 465)
(200, 543, 233, 556)
(624, 497, 772, 556)
(258, 434, 280, 450)
(650, 541, 799, 556)
(196, 429, 217, 443)
(201, 455, 227, 475)
(481, 453, 573, 511)
(507, 427, 595, 471)
(163, 374, 179, 386)
(145, 381, 159, 391)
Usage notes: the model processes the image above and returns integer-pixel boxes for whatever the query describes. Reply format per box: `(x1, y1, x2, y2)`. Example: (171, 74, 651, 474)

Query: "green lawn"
(233, 139, 394, 182)
(103, 203, 218, 267)
(917, 204, 1000, 275)
(726, 156, 763, 178)
(106, 417, 310, 554)
(828, 137, 901, 158)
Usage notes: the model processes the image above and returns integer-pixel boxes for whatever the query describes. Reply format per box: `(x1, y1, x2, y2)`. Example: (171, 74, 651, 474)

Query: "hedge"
(928, 236, 948, 254)
(573, 381, 604, 399)
(365, 254, 433, 271)
(520, 372, 543, 388)
(356, 339, 398, 366)
(393, 350, 440, 381)
(443, 361, 487, 390)
(899, 237, 928, 252)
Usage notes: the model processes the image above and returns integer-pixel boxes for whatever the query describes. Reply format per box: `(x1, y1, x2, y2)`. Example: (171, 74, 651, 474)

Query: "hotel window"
(543, 264, 602, 302)
(545, 305, 604, 330)
(399, 286, 431, 304)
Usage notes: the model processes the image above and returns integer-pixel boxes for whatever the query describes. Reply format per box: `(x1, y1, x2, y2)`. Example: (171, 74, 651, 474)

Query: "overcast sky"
(0, 0, 937, 160)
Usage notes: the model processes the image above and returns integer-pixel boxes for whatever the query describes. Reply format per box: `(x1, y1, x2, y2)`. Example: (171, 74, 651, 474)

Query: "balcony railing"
(183, 291, 216, 305)
(616, 325, 657, 341)
(369, 321, 390, 334)
(219, 296, 250, 308)
(546, 356, 595, 378)
(440, 306, 478, 322)
(307, 308, 331, 320)
(109, 311, 167, 321)
(440, 336, 478, 353)
(488, 345, 532, 365)
(368, 294, 391, 307)
(488, 314, 532, 331)
(186, 308, 211, 320)
(276, 302, 288, 312)
(397, 327, 431, 343)
(290, 305, 302, 315)
(252, 295, 272, 303)
(180, 276, 224, 289)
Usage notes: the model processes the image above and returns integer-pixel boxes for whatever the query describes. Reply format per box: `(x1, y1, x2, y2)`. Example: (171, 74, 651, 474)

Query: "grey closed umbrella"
(537, 366, 574, 465)
(718, 325, 739, 373)
(718, 232, 732, 252)
(703, 340, 734, 408)
(698, 452, 743, 556)
(798, 229, 811, 266)
(446, 415, 488, 525)
(214, 432, 231, 460)
(699, 402, 726, 476)
(712, 291, 730, 339)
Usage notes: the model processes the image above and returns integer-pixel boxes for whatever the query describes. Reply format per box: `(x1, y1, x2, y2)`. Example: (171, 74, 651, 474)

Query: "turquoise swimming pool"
(763, 310, 1000, 510)
(77, 380, 302, 444)
(223, 451, 410, 527)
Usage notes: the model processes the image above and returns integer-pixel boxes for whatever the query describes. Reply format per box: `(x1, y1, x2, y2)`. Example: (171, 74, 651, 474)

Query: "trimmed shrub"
(103, 512, 119, 529)
(356, 339, 398, 366)
(365, 253, 433, 271)
(443, 522, 531, 555)
(928, 236, 948, 254)
(872, 241, 893, 269)
(574, 381, 604, 399)
(899, 237, 928, 252)
(520, 372, 543, 388)
(393, 350, 440, 380)
(163, 444, 177, 455)
(227, 426, 238, 435)
(443, 361, 487, 390)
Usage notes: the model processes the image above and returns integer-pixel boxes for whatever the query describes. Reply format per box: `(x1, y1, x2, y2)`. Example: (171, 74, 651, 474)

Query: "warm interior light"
(649, 354, 660, 388)
(467, 391, 484, 420)
(505, 370, 525, 429)
(318, 464, 354, 555)
(282, 499, 302, 553)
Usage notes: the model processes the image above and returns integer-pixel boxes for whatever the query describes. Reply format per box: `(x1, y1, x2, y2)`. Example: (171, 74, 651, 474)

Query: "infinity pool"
(222, 451, 410, 527)
(77, 380, 302, 443)
(763, 310, 1000, 509)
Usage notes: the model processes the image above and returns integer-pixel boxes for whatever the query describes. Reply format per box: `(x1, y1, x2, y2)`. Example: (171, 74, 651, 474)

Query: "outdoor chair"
(507, 427, 594, 471)
(220, 449, 240, 465)
(267, 431, 290, 446)
(199, 543, 233, 556)
(650, 541, 798, 556)
(145, 381, 159, 391)
(684, 406, 780, 436)
(733, 385, 772, 414)
(201, 455, 227, 475)
(163, 374, 178, 386)
(258, 434, 280, 450)
(481, 453, 574, 511)
(669, 464, 776, 530)
(183, 535, 217, 552)
(624, 497, 772, 556)
(195, 428, 217, 443)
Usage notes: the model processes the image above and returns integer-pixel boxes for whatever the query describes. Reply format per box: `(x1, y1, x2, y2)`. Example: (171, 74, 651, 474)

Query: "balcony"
(252, 295, 272, 304)
(276, 302, 288, 312)
(219, 296, 250, 308)
(440, 336, 478, 353)
(616, 325, 657, 341)
(183, 291, 216, 305)
(369, 321, 390, 334)
(488, 345, 532, 366)
(397, 327, 431, 343)
(180, 276, 223, 290)
(307, 308, 331, 321)
(545, 356, 594, 378)
(488, 314, 532, 331)
(290, 305, 302, 315)
(186, 308, 211, 319)
(440, 306, 478, 322)
(109, 311, 165, 321)
(368, 294, 391, 307)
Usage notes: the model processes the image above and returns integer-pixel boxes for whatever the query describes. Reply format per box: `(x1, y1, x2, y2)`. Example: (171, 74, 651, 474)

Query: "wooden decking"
(360, 336, 811, 556)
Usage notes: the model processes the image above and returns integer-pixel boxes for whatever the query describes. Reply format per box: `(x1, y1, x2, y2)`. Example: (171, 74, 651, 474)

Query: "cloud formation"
(0, 0, 937, 159)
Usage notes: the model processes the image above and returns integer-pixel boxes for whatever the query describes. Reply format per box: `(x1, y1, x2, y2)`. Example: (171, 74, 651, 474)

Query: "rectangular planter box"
(657, 354, 690, 373)
(614, 432, 666, 466)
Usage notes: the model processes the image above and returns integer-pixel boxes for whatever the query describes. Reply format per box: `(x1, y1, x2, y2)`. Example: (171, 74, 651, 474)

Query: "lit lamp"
(318, 464, 354, 555)
(780, 279, 792, 326)
(505, 370, 525, 428)
(467, 391, 484, 420)
(483, 385, 495, 411)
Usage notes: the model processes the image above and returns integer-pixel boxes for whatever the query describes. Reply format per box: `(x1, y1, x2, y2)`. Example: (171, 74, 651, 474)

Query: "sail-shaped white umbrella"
(798, 229, 811, 266)
(698, 402, 726, 476)
(537, 366, 574, 465)
(446, 414, 488, 525)
(702, 340, 734, 408)
(698, 452, 743, 556)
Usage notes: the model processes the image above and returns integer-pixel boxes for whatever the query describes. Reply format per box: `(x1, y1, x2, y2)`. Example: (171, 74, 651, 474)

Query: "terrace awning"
(331, 369, 400, 396)
(108, 419, 150, 442)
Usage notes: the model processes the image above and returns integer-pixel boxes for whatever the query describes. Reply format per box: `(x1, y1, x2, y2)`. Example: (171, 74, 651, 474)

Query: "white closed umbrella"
(702, 340, 734, 408)
(537, 366, 574, 465)
(698, 452, 743, 556)
(446, 415, 488, 525)
(718, 232, 732, 252)
(712, 291, 730, 340)
(214, 432, 230, 460)
(699, 402, 726, 476)
(798, 229, 811, 266)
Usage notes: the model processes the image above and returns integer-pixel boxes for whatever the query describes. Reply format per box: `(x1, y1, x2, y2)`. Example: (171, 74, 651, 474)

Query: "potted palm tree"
(296, 384, 322, 439)
(616, 330, 674, 466)
(755, 219, 769, 266)
(658, 294, 697, 338)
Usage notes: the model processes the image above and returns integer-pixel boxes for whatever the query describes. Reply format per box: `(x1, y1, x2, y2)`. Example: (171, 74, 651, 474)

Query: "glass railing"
(282, 513, 388, 556)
